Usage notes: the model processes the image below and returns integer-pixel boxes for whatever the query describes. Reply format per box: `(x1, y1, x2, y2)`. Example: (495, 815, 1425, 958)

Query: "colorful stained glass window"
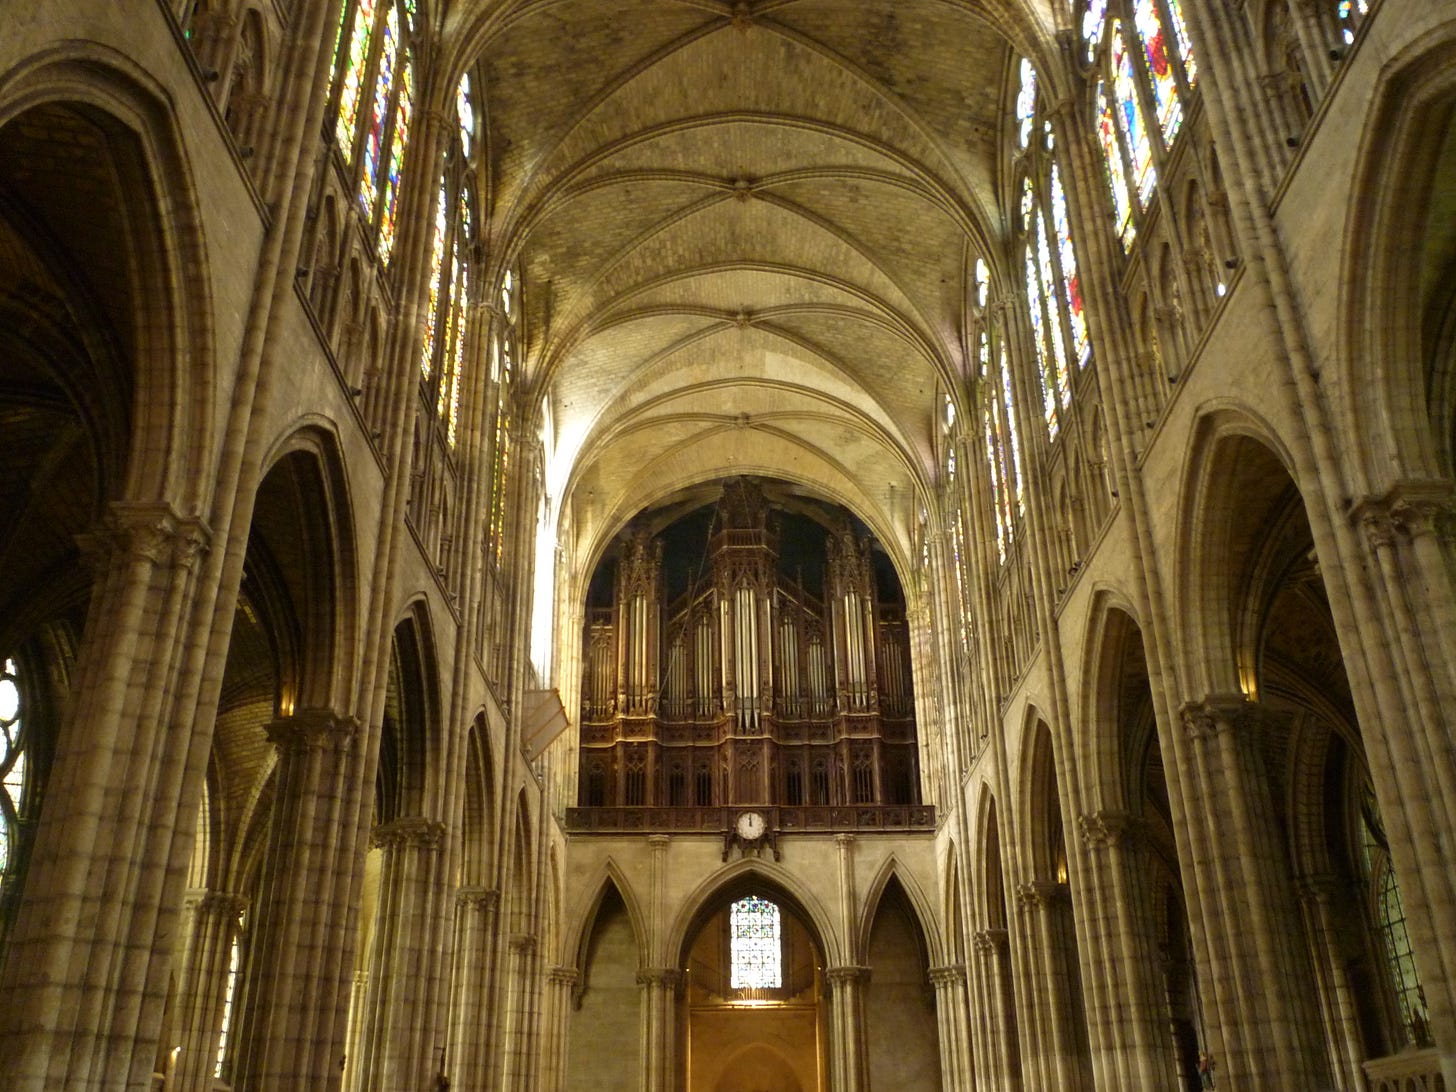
(490, 402, 511, 565)
(440, 191, 471, 447)
(1016, 58, 1037, 148)
(335, 0, 376, 155)
(1338, 0, 1368, 44)
(420, 183, 448, 379)
(0, 658, 25, 877)
(1096, 80, 1136, 249)
(378, 60, 413, 264)
(1112, 22, 1157, 207)
(358, 2, 398, 222)
(1035, 208, 1071, 415)
(1050, 166, 1090, 367)
(730, 896, 782, 989)
(1025, 244, 1056, 439)
(1134, 0, 1183, 144)
(1165, 0, 1197, 83)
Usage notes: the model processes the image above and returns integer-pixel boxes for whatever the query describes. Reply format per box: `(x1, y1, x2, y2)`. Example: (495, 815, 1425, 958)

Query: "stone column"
(539, 967, 579, 1092)
(0, 503, 210, 1091)
(638, 967, 681, 1092)
(929, 964, 972, 1089)
(1179, 697, 1327, 1088)
(232, 709, 364, 1092)
(446, 887, 500, 1091)
(1015, 880, 1091, 1091)
(171, 891, 248, 1092)
(352, 817, 448, 1092)
(824, 966, 871, 1092)
(1076, 811, 1178, 1089)
(498, 934, 539, 1092)
(1296, 874, 1365, 1089)
(971, 928, 1021, 1089)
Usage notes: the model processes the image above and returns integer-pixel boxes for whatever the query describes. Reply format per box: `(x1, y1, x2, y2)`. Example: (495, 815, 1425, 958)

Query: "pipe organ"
(574, 479, 922, 823)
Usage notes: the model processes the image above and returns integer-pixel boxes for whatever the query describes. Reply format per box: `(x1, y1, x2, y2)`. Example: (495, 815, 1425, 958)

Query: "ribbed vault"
(461, 0, 1019, 564)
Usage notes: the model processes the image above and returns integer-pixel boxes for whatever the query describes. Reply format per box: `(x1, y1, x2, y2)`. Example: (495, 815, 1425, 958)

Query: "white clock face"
(736, 811, 766, 841)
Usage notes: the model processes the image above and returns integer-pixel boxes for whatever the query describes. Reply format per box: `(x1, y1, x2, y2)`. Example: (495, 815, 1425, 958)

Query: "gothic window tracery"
(328, 0, 417, 263)
(0, 659, 26, 888)
(729, 896, 782, 990)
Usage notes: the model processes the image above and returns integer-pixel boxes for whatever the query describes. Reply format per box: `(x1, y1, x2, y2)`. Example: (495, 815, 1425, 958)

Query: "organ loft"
(571, 479, 928, 825)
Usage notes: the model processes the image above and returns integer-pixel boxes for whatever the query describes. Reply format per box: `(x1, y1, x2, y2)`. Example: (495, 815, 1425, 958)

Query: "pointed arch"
(857, 854, 945, 967)
(565, 865, 649, 977)
(667, 858, 840, 970)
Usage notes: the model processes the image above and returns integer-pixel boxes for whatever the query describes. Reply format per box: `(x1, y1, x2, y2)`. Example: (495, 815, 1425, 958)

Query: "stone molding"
(507, 933, 537, 957)
(547, 966, 580, 988)
(183, 890, 248, 921)
(1353, 480, 1456, 547)
(824, 965, 871, 992)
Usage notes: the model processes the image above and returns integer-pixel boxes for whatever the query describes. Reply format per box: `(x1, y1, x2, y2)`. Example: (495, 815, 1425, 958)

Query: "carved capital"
(824, 965, 871, 992)
(1078, 809, 1140, 849)
(507, 933, 538, 957)
(548, 966, 580, 988)
(1179, 695, 1260, 741)
(77, 502, 211, 573)
(635, 967, 681, 990)
(456, 885, 501, 913)
(184, 889, 248, 922)
(265, 709, 360, 754)
(1296, 872, 1339, 905)
(371, 816, 447, 851)
(1015, 880, 1068, 909)
(972, 927, 1009, 955)
(928, 963, 966, 988)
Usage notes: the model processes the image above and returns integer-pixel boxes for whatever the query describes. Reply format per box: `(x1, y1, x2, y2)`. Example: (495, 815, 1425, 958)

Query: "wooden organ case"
(569, 479, 933, 834)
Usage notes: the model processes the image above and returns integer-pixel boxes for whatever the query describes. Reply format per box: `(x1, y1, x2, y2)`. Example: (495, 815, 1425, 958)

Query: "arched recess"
(864, 872, 943, 1091)
(1017, 716, 1093, 1087)
(1084, 599, 1204, 1088)
(974, 789, 1022, 1089)
(1177, 423, 1431, 1078)
(564, 875, 645, 1092)
(252, 423, 360, 711)
(0, 52, 216, 958)
(675, 868, 830, 1092)
(376, 603, 439, 823)
(459, 713, 496, 887)
(1339, 23, 1456, 489)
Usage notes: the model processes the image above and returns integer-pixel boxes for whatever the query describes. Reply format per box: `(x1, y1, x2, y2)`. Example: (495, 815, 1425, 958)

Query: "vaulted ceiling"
(456, 0, 1036, 576)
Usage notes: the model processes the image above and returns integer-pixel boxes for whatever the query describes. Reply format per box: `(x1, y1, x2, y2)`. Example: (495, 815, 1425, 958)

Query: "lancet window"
(328, 0, 417, 263)
(730, 896, 782, 990)
(419, 74, 478, 450)
(1015, 63, 1092, 441)
(488, 264, 519, 568)
(0, 659, 26, 892)
(1080, 0, 1198, 250)
(974, 259, 1025, 563)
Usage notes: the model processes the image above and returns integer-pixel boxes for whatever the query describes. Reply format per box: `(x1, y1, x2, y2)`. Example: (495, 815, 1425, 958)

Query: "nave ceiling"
(445, 0, 1036, 573)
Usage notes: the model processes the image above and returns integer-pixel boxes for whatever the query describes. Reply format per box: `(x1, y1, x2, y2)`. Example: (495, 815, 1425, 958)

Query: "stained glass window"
(1050, 166, 1090, 367)
(1112, 22, 1157, 207)
(457, 73, 474, 157)
(420, 182, 448, 379)
(975, 258, 990, 308)
(1134, 0, 1183, 143)
(213, 934, 241, 1079)
(357, 2, 399, 223)
(1096, 80, 1136, 249)
(1082, 0, 1109, 60)
(0, 658, 25, 878)
(1338, 0, 1369, 44)
(1032, 198, 1072, 427)
(378, 60, 412, 264)
(439, 189, 472, 447)
(1165, 0, 1197, 83)
(729, 896, 782, 990)
(335, 0, 376, 154)
(1016, 59, 1038, 148)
